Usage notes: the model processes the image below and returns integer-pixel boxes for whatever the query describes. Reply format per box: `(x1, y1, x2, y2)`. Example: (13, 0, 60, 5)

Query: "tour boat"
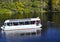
(1, 17, 42, 33)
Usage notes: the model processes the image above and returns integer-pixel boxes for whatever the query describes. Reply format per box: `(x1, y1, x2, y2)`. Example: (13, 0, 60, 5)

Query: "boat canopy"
(4, 17, 40, 23)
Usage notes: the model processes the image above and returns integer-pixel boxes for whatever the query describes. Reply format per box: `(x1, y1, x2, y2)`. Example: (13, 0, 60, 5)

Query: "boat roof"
(4, 17, 40, 23)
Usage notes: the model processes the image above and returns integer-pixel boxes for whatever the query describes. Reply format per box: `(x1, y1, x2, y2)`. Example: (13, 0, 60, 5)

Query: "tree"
(0, 8, 11, 22)
(52, 0, 60, 11)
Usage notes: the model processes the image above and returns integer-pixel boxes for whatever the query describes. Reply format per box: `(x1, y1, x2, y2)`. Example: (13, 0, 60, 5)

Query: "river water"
(0, 14, 60, 42)
(0, 22, 60, 42)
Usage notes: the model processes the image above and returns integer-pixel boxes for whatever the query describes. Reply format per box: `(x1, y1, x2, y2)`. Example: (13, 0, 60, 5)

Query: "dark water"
(0, 13, 60, 42)
(0, 22, 60, 42)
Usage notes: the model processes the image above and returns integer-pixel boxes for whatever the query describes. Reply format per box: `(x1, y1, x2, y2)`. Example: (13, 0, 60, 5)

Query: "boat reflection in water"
(1, 29, 41, 42)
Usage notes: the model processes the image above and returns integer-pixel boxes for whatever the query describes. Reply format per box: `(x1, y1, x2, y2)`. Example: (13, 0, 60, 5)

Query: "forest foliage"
(0, 0, 60, 22)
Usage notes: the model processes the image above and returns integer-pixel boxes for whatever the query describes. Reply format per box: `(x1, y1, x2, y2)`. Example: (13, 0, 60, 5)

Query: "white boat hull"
(1, 24, 42, 33)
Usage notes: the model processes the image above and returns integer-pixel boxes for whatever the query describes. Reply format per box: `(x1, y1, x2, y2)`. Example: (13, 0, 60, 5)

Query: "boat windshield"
(7, 22, 12, 26)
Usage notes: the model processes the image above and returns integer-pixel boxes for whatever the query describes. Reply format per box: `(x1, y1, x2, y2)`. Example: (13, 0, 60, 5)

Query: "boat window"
(7, 23, 12, 26)
(25, 21, 30, 25)
(19, 22, 24, 25)
(13, 22, 18, 25)
(30, 21, 35, 24)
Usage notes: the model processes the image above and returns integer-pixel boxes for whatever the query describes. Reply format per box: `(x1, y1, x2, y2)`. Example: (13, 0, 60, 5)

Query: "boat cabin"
(4, 18, 41, 26)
